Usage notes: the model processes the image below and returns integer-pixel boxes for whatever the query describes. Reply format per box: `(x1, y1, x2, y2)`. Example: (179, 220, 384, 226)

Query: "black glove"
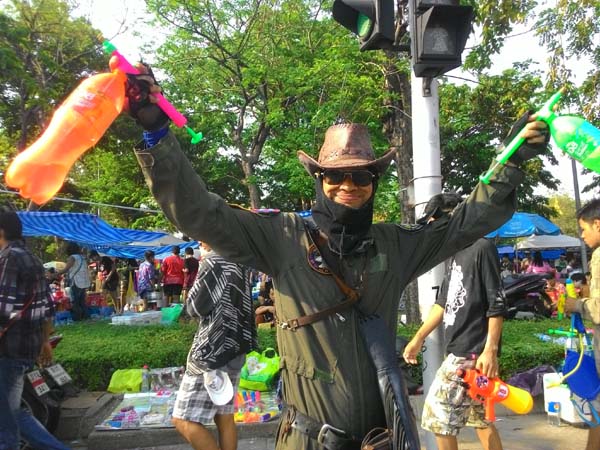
(125, 64, 170, 131)
(502, 111, 550, 166)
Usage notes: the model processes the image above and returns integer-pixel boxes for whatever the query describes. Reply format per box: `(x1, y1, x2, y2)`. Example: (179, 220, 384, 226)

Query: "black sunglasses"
(318, 169, 376, 187)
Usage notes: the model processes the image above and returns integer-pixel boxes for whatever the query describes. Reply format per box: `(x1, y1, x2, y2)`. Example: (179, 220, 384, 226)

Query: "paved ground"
(66, 413, 590, 449)
(57, 391, 591, 450)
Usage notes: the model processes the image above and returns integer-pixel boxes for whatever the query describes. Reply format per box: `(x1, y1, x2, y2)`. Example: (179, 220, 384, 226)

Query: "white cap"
(203, 370, 234, 406)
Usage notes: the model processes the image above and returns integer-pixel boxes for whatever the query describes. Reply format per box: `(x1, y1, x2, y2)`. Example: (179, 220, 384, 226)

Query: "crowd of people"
(41, 243, 203, 320)
(499, 251, 584, 280)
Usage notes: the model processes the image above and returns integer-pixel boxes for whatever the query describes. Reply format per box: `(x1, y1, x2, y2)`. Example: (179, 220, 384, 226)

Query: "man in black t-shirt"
(404, 195, 506, 450)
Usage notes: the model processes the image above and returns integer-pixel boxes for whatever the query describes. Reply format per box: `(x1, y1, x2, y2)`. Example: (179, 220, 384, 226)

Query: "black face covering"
(311, 178, 376, 256)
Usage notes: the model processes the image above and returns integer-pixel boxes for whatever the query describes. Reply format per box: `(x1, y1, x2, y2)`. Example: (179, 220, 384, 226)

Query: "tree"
(145, 0, 393, 210)
(438, 67, 560, 217)
(547, 194, 578, 237)
(0, 0, 106, 150)
(465, 0, 600, 195)
(0, 0, 116, 212)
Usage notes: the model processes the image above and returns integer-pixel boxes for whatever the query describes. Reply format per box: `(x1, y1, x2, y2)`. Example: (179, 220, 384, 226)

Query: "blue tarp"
(89, 242, 198, 260)
(497, 247, 564, 261)
(485, 212, 560, 238)
(18, 211, 198, 259)
(497, 245, 514, 255)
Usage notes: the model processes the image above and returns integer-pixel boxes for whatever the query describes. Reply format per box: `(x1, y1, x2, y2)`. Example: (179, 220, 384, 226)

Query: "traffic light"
(411, 0, 474, 78)
(332, 0, 395, 51)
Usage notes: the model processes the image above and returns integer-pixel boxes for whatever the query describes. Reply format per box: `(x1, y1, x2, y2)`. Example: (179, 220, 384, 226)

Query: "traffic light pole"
(412, 73, 444, 450)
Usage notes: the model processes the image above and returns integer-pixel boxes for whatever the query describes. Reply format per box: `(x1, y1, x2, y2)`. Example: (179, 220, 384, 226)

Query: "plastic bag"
(161, 304, 183, 324)
(107, 368, 143, 393)
(239, 348, 280, 392)
(563, 350, 600, 400)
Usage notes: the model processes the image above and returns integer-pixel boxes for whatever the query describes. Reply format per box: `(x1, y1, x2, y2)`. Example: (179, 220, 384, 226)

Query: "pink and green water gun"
(102, 39, 204, 144)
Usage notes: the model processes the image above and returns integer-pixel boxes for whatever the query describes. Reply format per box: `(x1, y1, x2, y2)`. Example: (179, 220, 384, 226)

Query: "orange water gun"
(456, 368, 534, 421)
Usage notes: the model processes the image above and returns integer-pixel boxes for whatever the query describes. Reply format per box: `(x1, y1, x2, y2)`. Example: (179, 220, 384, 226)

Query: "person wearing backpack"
(171, 242, 256, 450)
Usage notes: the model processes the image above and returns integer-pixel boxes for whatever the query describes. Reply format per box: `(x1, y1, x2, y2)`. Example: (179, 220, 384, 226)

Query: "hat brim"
(204, 371, 234, 406)
(297, 148, 396, 176)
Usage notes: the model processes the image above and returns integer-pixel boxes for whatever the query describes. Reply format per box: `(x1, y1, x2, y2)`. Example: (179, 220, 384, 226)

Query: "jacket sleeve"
(135, 132, 286, 276)
(403, 163, 524, 280)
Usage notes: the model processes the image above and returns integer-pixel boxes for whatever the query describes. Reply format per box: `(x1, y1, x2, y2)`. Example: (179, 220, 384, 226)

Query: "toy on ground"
(233, 389, 281, 423)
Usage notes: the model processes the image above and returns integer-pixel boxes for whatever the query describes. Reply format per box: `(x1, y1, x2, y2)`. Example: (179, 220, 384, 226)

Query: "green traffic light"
(356, 13, 373, 39)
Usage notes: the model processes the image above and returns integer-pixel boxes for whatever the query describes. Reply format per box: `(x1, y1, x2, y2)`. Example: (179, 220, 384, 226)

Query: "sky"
(73, 0, 597, 202)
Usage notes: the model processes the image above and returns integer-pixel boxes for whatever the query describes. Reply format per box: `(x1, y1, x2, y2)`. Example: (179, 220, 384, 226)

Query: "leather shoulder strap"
(277, 221, 359, 331)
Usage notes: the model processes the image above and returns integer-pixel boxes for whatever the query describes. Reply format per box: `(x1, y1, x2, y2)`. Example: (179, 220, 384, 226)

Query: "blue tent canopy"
(497, 245, 514, 255)
(89, 242, 198, 260)
(485, 212, 560, 238)
(496, 247, 564, 261)
(18, 211, 198, 259)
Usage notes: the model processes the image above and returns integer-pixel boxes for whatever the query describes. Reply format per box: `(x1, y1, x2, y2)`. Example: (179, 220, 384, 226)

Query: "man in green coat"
(124, 69, 548, 450)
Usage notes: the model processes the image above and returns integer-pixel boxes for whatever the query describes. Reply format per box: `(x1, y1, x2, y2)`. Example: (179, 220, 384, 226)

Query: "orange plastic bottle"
(5, 70, 127, 204)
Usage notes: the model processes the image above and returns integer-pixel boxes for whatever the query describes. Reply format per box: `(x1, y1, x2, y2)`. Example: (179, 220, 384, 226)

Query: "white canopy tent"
(516, 234, 582, 250)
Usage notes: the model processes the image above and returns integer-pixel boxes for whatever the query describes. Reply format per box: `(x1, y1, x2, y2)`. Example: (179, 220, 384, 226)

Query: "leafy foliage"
(145, 0, 392, 209)
(439, 67, 559, 216)
(0, 0, 106, 148)
(547, 194, 578, 237)
(2, 0, 595, 240)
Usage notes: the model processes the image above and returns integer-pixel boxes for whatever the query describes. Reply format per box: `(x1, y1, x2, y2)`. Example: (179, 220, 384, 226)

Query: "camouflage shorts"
(421, 354, 489, 436)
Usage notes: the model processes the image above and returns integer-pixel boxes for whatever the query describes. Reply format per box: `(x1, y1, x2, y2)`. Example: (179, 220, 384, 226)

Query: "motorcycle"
(20, 334, 78, 449)
(502, 273, 554, 319)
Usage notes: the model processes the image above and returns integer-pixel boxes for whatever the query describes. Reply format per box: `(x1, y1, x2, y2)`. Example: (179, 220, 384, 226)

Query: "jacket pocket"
(280, 355, 338, 384)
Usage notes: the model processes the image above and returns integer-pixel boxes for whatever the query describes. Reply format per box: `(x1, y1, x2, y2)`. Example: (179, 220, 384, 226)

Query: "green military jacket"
(136, 131, 524, 449)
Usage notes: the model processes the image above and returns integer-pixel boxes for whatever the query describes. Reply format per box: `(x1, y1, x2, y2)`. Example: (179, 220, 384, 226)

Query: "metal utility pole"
(409, 1, 473, 448)
(571, 159, 588, 272)
(411, 74, 444, 450)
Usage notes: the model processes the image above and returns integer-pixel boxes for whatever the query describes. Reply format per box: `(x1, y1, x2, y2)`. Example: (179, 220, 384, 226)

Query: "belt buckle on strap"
(279, 319, 300, 330)
(317, 423, 347, 445)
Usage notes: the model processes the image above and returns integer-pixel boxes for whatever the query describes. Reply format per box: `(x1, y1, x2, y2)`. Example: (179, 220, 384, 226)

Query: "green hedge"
(54, 318, 569, 391)
(397, 318, 568, 383)
(53, 321, 278, 391)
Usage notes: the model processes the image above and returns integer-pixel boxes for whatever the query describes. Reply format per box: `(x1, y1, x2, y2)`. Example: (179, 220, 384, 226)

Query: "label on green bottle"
(563, 121, 600, 160)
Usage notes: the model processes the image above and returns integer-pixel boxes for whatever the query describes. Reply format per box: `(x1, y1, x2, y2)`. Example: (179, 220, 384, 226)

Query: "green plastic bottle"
(548, 115, 600, 170)
(481, 88, 600, 183)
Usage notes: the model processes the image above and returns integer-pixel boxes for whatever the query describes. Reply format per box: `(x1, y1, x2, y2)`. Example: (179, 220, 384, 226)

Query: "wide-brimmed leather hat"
(297, 123, 395, 175)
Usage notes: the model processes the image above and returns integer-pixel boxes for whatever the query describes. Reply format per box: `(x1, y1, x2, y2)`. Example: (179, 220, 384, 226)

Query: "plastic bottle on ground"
(547, 401, 561, 426)
(141, 365, 151, 392)
(535, 333, 552, 342)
